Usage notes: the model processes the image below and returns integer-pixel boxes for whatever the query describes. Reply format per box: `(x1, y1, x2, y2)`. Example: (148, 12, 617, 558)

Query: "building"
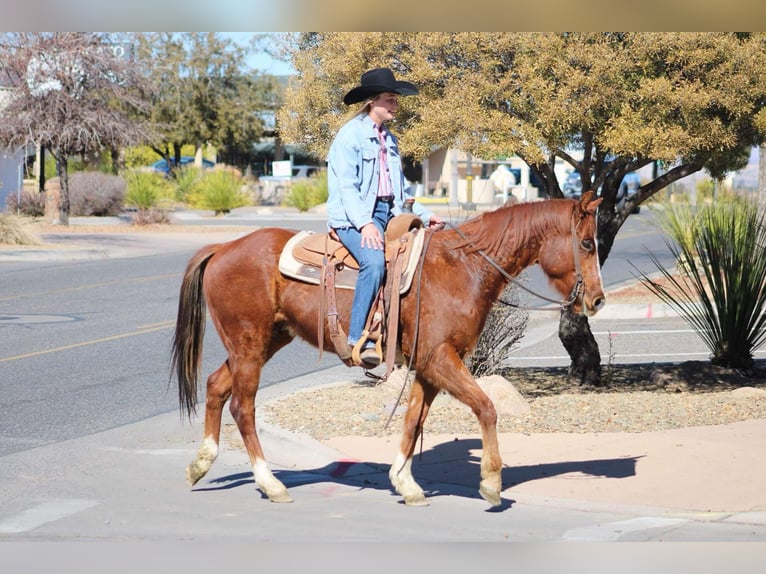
(0, 85, 27, 212)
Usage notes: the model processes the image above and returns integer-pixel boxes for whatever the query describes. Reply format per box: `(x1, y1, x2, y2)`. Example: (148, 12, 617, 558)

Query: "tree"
(0, 32, 152, 225)
(133, 33, 280, 174)
(277, 32, 766, 385)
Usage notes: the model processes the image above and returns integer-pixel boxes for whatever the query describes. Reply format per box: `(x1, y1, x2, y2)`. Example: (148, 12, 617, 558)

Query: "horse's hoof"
(267, 490, 294, 503)
(186, 464, 205, 487)
(403, 494, 429, 507)
(479, 483, 502, 507)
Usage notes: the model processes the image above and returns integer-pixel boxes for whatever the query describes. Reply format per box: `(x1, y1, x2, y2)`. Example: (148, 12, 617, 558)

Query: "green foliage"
(639, 198, 766, 371)
(44, 154, 86, 180)
(283, 173, 328, 211)
(133, 32, 277, 172)
(124, 170, 173, 212)
(124, 146, 162, 169)
(189, 169, 249, 215)
(173, 166, 203, 202)
(696, 179, 716, 202)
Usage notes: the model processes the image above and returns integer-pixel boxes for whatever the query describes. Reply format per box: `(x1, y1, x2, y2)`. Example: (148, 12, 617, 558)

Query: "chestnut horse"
(171, 191, 605, 507)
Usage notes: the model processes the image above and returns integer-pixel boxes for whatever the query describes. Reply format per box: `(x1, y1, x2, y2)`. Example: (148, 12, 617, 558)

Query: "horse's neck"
(472, 202, 560, 275)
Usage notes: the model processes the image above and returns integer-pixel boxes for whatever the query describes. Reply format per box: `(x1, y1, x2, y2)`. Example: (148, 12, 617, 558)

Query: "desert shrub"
(284, 173, 328, 212)
(173, 166, 203, 202)
(5, 190, 46, 217)
(124, 170, 174, 224)
(465, 282, 529, 377)
(640, 197, 766, 371)
(189, 169, 249, 215)
(68, 171, 126, 216)
(0, 214, 41, 245)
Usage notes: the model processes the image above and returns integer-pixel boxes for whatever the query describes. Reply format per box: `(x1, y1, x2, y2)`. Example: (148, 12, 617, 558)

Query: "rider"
(326, 67, 444, 367)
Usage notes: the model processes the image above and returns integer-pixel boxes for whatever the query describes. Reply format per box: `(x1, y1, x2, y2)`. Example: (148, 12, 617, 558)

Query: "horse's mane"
(450, 199, 574, 257)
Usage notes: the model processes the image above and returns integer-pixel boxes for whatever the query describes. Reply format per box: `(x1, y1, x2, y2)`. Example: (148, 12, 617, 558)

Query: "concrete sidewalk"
(254, 366, 766, 522)
(321, 421, 766, 514)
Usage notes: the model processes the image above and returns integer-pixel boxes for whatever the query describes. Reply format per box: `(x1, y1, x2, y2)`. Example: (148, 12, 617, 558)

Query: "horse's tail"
(171, 244, 220, 420)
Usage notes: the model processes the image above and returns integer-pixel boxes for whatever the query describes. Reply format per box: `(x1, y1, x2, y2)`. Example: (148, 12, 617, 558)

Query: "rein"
(445, 215, 585, 311)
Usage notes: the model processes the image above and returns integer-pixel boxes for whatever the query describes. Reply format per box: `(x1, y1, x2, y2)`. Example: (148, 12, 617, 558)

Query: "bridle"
(445, 211, 589, 311)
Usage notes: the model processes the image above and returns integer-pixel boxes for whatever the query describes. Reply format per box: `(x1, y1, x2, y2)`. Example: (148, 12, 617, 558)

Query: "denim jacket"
(326, 114, 433, 230)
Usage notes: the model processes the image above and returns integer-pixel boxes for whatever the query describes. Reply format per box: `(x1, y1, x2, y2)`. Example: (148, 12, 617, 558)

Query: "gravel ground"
(261, 363, 766, 440)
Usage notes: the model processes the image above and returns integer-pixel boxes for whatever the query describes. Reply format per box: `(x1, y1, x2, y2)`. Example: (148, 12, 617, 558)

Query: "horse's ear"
(579, 190, 603, 214)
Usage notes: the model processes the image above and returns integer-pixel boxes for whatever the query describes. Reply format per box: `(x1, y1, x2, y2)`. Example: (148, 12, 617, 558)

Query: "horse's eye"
(581, 239, 595, 252)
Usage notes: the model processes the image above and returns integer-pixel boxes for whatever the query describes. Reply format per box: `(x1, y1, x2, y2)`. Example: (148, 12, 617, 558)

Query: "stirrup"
(351, 331, 383, 368)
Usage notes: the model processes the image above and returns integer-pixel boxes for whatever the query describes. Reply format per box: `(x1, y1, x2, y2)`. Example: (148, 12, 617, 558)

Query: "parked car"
(562, 170, 640, 212)
(618, 171, 641, 213)
(562, 171, 584, 199)
(150, 156, 215, 174)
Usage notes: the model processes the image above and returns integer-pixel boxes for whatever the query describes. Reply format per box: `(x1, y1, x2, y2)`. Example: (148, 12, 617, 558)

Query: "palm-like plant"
(638, 197, 766, 371)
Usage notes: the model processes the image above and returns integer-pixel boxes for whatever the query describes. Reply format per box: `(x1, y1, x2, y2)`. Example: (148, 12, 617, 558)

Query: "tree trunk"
(558, 306, 602, 386)
(54, 151, 70, 226)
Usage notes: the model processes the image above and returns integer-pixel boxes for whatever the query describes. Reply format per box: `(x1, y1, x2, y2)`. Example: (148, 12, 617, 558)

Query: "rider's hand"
(360, 223, 384, 250)
(428, 215, 445, 230)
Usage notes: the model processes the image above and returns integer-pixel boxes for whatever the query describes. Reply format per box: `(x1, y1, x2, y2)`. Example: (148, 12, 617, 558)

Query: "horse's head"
(539, 190, 606, 316)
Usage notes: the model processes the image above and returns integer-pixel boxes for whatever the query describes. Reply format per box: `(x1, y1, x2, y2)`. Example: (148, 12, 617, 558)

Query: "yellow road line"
(0, 273, 179, 303)
(0, 323, 174, 363)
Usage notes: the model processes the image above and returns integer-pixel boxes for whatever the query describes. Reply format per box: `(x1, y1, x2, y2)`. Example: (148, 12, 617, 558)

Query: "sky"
(222, 32, 295, 76)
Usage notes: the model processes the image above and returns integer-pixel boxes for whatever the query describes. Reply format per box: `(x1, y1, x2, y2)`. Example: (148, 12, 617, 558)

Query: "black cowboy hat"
(343, 67, 419, 105)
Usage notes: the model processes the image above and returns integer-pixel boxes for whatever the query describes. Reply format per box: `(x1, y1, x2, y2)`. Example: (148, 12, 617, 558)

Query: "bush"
(189, 169, 249, 215)
(5, 190, 45, 217)
(173, 165, 203, 203)
(124, 170, 174, 224)
(640, 197, 766, 371)
(465, 282, 529, 377)
(0, 214, 41, 245)
(68, 171, 126, 216)
(284, 173, 328, 212)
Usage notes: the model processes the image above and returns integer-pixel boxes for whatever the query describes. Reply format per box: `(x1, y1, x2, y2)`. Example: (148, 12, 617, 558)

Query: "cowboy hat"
(343, 67, 419, 105)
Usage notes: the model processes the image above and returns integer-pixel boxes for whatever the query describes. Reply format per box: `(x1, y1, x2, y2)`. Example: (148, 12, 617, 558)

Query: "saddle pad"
(278, 229, 426, 293)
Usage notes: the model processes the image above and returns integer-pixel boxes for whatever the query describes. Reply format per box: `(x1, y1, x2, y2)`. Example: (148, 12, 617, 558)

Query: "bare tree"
(0, 33, 152, 225)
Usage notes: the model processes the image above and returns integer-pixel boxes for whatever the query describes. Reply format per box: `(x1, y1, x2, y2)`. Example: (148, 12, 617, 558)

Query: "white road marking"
(562, 516, 689, 541)
(0, 499, 98, 534)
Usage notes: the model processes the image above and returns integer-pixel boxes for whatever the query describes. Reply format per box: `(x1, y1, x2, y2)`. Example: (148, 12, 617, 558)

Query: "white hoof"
(186, 436, 218, 486)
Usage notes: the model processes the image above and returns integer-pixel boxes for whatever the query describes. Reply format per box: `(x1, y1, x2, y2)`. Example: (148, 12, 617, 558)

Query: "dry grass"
(0, 215, 42, 246)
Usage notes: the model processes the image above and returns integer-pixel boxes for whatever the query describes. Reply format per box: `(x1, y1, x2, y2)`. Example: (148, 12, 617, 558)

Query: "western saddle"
(278, 214, 426, 373)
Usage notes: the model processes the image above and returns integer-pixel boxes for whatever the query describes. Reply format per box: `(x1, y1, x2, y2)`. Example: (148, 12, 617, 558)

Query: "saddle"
(278, 214, 426, 371)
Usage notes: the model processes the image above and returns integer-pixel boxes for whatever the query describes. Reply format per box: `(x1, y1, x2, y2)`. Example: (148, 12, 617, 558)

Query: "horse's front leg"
(390, 376, 439, 506)
(419, 343, 503, 507)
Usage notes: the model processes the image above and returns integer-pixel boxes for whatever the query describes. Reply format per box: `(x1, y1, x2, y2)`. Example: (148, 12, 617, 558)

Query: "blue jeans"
(334, 199, 392, 346)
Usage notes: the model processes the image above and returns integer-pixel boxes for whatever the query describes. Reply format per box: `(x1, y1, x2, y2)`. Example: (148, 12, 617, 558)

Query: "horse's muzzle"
(586, 295, 606, 316)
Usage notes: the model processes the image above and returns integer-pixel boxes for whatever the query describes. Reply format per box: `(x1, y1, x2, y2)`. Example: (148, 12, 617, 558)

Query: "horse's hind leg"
(229, 358, 292, 503)
(187, 361, 233, 486)
(389, 377, 439, 506)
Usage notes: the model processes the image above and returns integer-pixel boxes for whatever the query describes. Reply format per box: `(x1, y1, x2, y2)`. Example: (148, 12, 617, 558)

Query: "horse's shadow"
(195, 438, 642, 512)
